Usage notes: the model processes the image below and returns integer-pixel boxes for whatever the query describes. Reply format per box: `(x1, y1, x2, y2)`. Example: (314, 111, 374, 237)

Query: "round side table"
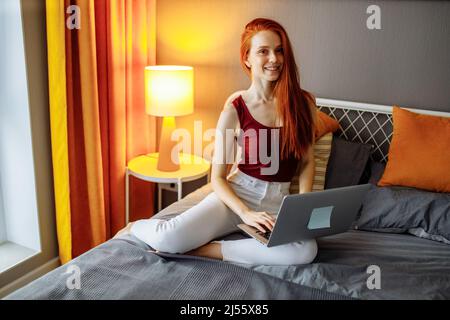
(126, 153, 211, 223)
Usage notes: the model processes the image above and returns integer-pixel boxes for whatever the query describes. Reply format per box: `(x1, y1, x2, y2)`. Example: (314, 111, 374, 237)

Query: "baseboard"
(0, 257, 60, 299)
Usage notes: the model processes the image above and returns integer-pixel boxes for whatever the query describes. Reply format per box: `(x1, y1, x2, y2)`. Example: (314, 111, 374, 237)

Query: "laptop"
(237, 184, 371, 247)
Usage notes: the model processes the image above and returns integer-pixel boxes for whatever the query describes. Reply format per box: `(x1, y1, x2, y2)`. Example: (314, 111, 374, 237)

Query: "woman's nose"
(269, 51, 277, 63)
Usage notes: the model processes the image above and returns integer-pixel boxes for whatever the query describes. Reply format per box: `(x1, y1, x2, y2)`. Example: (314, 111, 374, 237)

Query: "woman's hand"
(240, 209, 276, 233)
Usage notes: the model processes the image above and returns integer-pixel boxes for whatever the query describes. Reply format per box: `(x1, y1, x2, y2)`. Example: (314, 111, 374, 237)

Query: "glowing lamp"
(144, 66, 194, 171)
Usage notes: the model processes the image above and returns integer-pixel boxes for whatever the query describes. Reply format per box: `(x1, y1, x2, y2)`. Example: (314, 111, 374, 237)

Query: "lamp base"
(157, 116, 180, 172)
(157, 152, 180, 172)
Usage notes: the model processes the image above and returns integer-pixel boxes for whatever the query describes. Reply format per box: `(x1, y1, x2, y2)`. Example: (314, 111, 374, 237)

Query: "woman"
(126, 18, 318, 265)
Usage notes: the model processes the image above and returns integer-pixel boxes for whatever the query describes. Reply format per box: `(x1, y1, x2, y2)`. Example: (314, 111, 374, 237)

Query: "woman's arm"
(211, 95, 275, 232)
(297, 89, 318, 194)
(298, 144, 315, 194)
(211, 98, 250, 217)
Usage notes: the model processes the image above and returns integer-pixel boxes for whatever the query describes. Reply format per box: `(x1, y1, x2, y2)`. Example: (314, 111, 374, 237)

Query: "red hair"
(240, 18, 314, 160)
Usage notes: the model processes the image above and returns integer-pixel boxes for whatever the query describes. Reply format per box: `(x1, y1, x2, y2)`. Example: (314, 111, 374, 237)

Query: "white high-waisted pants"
(131, 169, 318, 266)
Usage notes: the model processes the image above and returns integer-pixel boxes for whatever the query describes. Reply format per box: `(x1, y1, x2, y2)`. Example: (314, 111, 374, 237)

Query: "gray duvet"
(6, 184, 450, 300)
(5, 236, 350, 300)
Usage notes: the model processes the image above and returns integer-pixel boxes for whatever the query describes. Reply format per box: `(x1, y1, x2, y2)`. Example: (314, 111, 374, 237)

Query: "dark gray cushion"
(368, 160, 386, 185)
(360, 159, 386, 185)
(325, 137, 373, 189)
(355, 184, 450, 244)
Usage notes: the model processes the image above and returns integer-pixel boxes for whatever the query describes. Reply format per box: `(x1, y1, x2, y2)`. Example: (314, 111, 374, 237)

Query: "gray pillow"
(368, 160, 386, 185)
(361, 159, 386, 185)
(325, 137, 373, 189)
(354, 184, 450, 244)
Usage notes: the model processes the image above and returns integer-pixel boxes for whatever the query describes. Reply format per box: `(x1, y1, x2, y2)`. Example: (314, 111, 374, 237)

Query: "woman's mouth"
(264, 66, 280, 72)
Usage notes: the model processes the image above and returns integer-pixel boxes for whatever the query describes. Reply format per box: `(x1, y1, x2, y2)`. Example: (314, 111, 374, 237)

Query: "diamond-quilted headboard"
(315, 98, 450, 163)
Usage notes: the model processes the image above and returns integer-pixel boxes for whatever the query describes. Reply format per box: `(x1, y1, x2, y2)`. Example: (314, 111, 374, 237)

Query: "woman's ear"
(244, 53, 251, 68)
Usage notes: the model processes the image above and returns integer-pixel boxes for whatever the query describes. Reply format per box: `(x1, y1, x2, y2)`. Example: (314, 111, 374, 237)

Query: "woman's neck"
(247, 80, 276, 103)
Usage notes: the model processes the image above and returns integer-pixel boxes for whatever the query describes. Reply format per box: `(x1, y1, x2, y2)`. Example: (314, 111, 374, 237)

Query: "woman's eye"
(258, 48, 283, 54)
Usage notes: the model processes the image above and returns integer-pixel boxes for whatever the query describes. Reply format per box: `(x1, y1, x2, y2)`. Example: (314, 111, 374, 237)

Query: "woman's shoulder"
(301, 89, 316, 105)
(301, 89, 317, 111)
(301, 89, 318, 129)
(216, 92, 242, 131)
(223, 90, 246, 111)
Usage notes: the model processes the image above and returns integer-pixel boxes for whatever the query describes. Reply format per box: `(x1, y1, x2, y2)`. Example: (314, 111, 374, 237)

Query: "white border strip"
(316, 98, 450, 118)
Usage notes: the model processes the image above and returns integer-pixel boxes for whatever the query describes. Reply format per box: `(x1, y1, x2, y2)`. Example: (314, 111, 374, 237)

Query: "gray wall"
(295, 0, 450, 112)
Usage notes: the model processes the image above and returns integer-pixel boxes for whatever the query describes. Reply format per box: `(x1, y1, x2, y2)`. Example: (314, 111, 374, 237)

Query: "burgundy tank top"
(232, 95, 300, 182)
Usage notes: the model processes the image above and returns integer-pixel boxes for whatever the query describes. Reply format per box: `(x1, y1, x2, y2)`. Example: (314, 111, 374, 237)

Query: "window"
(0, 0, 41, 274)
(0, 185, 5, 244)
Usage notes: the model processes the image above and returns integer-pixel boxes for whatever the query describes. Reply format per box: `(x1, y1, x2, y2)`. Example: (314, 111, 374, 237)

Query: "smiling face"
(245, 30, 284, 83)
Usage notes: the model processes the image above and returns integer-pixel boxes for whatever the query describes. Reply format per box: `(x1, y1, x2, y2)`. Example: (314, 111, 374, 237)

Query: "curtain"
(46, 0, 157, 263)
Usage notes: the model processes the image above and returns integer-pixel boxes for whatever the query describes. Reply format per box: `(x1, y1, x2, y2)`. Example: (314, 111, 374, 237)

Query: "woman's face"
(245, 30, 284, 83)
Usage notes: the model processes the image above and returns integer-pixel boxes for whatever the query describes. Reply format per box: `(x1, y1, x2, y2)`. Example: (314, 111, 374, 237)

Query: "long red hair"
(240, 18, 314, 160)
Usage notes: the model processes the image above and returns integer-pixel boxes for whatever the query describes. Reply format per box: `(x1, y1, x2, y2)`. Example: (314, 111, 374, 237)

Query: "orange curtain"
(46, 0, 157, 263)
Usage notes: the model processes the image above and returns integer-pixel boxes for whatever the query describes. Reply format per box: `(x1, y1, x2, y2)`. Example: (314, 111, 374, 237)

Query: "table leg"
(177, 179, 182, 201)
(158, 183, 162, 212)
(125, 169, 129, 224)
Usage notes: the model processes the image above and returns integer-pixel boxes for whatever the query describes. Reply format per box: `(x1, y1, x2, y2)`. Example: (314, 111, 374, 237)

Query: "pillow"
(368, 160, 386, 185)
(315, 110, 340, 140)
(360, 159, 386, 185)
(354, 184, 450, 245)
(290, 132, 333, 194)
(324, 137, 373, 189)
(378, 106, 450, 193)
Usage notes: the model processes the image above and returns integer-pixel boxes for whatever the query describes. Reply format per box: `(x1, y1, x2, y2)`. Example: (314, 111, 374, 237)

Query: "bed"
(5, 99, 450, 300)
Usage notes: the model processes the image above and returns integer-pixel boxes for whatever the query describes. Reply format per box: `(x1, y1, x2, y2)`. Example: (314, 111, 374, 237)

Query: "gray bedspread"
(6, 184, 450, 300)
(252, 230, 450, 299)
(148, 184, 450, 299)
(5, 236, 349, 300)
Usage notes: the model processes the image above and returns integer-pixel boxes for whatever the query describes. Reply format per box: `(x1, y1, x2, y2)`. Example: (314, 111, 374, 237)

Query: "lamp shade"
(144, 65, 194, 117)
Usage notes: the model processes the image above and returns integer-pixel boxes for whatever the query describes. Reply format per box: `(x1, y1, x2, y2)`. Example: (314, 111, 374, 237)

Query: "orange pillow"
(378, 106, 450, 192)
(315, 110, 340, 140)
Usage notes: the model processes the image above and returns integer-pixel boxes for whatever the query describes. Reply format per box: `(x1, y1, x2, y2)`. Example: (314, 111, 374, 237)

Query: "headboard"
(316, 98, 450, 163)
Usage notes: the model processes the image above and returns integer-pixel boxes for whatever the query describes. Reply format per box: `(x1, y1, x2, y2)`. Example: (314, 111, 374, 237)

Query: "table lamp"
(145, 65, 194, 172)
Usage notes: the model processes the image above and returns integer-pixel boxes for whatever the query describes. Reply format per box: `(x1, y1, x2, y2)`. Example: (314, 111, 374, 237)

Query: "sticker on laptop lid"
(307, 206, 333, 229)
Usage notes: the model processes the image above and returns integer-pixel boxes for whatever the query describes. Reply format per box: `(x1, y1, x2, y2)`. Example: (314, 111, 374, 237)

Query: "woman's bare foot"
(185, 242, 223, 260)
(112, 222, 134, 239)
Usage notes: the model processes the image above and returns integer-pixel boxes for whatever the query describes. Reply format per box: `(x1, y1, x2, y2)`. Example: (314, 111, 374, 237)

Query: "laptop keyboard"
(256, 230, 271, 239)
